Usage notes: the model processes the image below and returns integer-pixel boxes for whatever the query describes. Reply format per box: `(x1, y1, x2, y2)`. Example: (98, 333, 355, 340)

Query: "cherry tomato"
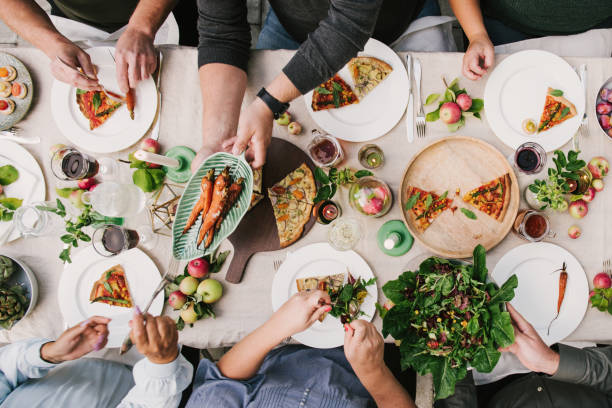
(0, 100, 7, 110)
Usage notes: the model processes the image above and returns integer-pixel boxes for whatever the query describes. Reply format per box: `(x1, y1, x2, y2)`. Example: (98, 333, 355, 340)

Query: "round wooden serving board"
(400, 136, 519, 259)
(225, 138, 317, 284)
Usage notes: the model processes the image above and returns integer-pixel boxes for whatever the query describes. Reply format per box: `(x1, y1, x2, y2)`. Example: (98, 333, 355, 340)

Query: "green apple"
(180, 303, 198, 324)
(197, 278, 223, 303)
(179, 276, 199, 295)
(275, 112, 291, 126)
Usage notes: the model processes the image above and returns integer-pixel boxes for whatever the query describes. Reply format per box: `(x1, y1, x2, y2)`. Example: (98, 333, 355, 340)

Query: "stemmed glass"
(51, 146, 118, 181)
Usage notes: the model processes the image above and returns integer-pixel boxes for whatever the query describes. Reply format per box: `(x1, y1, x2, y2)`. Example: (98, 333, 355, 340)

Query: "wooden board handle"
(225, 243, 254, 284)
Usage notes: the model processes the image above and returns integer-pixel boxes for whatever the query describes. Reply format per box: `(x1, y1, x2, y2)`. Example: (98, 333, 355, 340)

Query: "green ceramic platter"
(172, 152, 253, 260)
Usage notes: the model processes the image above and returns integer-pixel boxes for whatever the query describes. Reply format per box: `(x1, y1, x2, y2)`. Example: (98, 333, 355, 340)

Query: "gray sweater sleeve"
(551, 344, 612, 396)
(197, 0, 251, 72)
(283, 0, 383, 94)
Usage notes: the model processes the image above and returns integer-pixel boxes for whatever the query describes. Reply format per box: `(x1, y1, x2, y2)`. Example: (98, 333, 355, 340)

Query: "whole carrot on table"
(198, 167, 229, 247)
(548, 262, 568, 335)
(182, 169, 214, 235)
(126, 88, 135, 120)
(206, 177, 244, 247)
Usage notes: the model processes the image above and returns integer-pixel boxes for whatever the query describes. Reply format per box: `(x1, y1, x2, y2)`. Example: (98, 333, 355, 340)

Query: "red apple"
(456, 93, 472, 111)
(569, 199, 588, 219)
(593, 272, 612, 289)
(592, 178, 604, 192)
(187, 258, 210, 279)
(140, 138, 161, 154)
(600, 115, 611, 130)
(77, 178, 96, 190)
(89, 184, 98, 192)
(588, 157, 609, 179)
(596, 102, 612, 115)
(439, 102, 462, 124)
(568, 225, 581, 239)
(288, 121, 302, 135)
(582, 187, 596, 202)
(168, 290, 187, 310)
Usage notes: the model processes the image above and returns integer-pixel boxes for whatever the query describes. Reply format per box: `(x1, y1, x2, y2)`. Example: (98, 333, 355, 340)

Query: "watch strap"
(257, 87, 289, 119)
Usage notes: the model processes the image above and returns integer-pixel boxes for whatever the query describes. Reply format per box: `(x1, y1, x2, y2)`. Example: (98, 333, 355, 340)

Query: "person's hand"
(48, 39, 101, 91)
(499, 303, 560, 375)
(115, 27, 157, 93)
(463, 33, 494, 80)
(129, 308, 179, 364)
(225, 98, 273, 169)
(191, 139, 233, 173)
(267, 290, 331, 340)
(344, 320, 385, 377)
(40, 316, 110, 363)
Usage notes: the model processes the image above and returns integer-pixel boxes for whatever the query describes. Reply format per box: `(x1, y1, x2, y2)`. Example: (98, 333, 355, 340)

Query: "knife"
(404, 54, 414, 143)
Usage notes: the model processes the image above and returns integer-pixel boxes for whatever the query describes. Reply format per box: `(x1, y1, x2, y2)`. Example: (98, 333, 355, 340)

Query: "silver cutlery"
(55, 56, 124, 103)
(0, 127, 40, 144)
(273, 259, 283, 272)
(413, 58, 426, 138)
(604, 259, 611, 275)
(573, 64, 588, 150)
(404, 54, 414, 143)
(119, 256, 179, 355)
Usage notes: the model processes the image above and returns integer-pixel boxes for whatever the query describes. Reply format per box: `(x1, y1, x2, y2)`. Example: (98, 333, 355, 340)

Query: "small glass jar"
(327, 217, 362, 251)
(348, 176, 392, 217)
(307, 129, 344, 168)
(358, 144, 385, 169)
(313, 200, 342, 225)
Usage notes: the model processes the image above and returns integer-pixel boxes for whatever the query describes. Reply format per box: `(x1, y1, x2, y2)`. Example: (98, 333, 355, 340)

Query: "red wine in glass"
(51, 147, 99, 181)
(514, 142, 546, 174)
(94, 225, 139, 257)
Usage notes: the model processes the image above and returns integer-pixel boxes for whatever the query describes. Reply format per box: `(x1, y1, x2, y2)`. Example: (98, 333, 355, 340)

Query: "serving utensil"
(573, 64, 588, 150)
(55, 56, 124, 103)
(119, 257, 178, 355)
(404, 54, 414, 143)
(413, 58, 425, 138)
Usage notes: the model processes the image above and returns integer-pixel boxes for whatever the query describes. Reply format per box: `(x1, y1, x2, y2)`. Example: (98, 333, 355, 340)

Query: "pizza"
(296, 273, 345, 321)
(405, 187, 453, 232)
(269, 193, 312, 248)
(537, 87, 577, 132)
(268, 163, 316, 204)
(312, 74, 358, 111)
(76, 90, 122, 130)
(249, 168, 264, 211)
(89, 265, 133, 308)
(462, 174, 510, 221)
(348, 56, 393, 99)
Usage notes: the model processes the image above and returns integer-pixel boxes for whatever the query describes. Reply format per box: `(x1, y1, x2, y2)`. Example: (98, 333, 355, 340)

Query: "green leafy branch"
(126, 152, 166, 193)
(424, 78, 484, 132)
(313, 167, 372, 203)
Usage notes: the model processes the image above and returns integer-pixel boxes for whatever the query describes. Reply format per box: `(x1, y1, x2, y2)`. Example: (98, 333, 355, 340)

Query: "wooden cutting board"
(225, 138, 317, 283)
(400, 136, 519, 258)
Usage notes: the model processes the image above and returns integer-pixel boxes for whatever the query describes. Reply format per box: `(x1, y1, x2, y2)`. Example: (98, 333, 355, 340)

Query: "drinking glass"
(307, 129, 344, 168)
(92, 224, 158, 257)
(51, 147, 118, 181)
(13, 201, 65, 237)
(514, 142, 547, 175)
(327, 217, 362, 251)
(82, 182, 145, 218)
(512, 210, 555, 242)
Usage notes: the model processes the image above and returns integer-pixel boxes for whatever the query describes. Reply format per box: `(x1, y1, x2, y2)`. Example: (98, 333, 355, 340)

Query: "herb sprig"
(313, 167, 372, 203)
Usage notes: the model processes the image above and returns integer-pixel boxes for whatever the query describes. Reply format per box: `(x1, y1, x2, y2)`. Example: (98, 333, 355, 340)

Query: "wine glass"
(92, 224, 158, 257)
(50, 147, 118, 181)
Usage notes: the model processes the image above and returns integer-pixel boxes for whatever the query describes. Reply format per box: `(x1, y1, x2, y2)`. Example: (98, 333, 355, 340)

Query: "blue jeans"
(256, 0, 441, 50)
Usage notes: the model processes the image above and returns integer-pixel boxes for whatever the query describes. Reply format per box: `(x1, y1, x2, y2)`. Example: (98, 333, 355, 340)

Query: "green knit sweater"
(53, 0, 139, 33)
(482, 0, 612, 37)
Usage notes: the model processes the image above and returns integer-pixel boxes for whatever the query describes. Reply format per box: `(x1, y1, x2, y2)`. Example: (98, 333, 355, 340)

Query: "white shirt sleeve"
(117, 353, 193, 408)
(0, 338, 57, 403)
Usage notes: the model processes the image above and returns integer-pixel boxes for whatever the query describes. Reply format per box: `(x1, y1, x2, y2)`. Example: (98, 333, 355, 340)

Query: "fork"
(573, 64, 588, 150)
(273, 259, 283, 272)
(0, 127, 40, 144)
(604, 259, 611, 275)
(413, 58, 426, 138)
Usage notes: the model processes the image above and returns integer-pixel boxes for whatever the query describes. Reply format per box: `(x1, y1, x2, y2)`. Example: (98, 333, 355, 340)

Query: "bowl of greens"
(380, 245, 518, 400)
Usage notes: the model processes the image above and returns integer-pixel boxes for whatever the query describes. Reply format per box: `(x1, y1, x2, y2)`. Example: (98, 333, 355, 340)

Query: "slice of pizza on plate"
(312, 74, 359, 111)
(269, 193, 312, 248)
(537, 87, 577, 132)
(77, 90, 122, 130)
(268, 163, 317, 204)
(462, 174, 510, 221)
(404, 187, 453, 232)
(89, 265, 133, 308)
(296, 273, 345, 321)
(348, 56, 393, 99)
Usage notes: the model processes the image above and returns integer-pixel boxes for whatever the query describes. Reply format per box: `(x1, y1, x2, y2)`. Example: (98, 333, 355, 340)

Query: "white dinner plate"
(484, 50, 584, 152)
(0, 141, 46, 244)
(50, 46, 158, 153)
(303, 38, 409, 142)
(271, 242, 377, 348)
(492, 242, 588, 346)
(58, 246, 164, 348)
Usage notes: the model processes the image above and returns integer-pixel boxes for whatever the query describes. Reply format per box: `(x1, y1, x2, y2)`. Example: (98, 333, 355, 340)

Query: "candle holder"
(358, 144, 385, 169)
(147, 182, 184, 236)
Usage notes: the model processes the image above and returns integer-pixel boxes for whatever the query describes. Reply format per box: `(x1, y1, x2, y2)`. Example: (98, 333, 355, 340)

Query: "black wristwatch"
(257, 87, 290, 119)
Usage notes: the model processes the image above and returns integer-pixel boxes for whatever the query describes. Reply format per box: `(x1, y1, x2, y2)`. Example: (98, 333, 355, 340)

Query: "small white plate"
(492, 242, 588, 346)
(271, 242, 377, 348)
(58, 246, 164, 348)
(484, 50, 584, 152)
(50, 46, 158, 153)
(0, 141, 46, 243)
(303, 38, 409, 142)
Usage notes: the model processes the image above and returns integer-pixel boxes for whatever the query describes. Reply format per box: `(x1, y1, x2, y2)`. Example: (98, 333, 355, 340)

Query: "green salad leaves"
(381, 245, 518, 400)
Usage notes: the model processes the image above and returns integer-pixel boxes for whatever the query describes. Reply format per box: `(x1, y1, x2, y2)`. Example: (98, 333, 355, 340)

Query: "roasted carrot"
(197, 167, 229, 246)
(206, 178, 244, 248)
(126, 88, 135, 120)
(182, 169, 214, 235)
(547, 262, 568, 335)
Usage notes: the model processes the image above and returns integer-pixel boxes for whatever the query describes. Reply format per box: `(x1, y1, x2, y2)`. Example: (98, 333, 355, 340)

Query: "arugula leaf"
(549, 89, 564, 97)
(0, 165, 19, 185)
(92, 92, 102, 111)
(439, 191, 448, 200)
(315, 87, 332, 95)
(331, 81, 343, 92)
(404, 192, 420, 211)
(460, 208, 477, 219)
(103, 281, 113, 294)
(424, 194, 433, 211)
(489, 274, 518, 305)
(491, 311, 515, 348)
(471, 345, 501, 373)
(332, 90, 340, 108)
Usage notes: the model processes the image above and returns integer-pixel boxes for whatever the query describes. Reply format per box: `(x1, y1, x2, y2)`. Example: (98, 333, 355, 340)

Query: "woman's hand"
(499, 303, 560, 375)
(41, 316, 110, 363)
(267, 290, 332, 341)
(462, 33, 495, 80)
(47, 39, 101, 91)
(129, 309, 179, 365)
(344, 320, 385, 377)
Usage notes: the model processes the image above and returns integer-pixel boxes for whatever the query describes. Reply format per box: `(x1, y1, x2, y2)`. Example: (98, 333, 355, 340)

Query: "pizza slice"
(296, 272, 345, 321)
(348, 56, 393, 99)
(76, 90, 122, 130)
(312, 74, 359, 111)
(462, 174, 511, 221)
(89, 265, 133, 308)
(249, 168, 264, 211)
(404, 187, 453, 232)
(268, 163, 316, 204)
(537, 87, 577, 132)
(269, 193, 312, 248)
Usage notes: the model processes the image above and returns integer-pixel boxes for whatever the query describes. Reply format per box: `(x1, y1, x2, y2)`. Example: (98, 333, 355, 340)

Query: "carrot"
(126, 88, 135, 120)
(182, 169, 214, 235)
(197, 167, 229, 246)
(207, 178, 244, 248)
(557, 270, 568, 314)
